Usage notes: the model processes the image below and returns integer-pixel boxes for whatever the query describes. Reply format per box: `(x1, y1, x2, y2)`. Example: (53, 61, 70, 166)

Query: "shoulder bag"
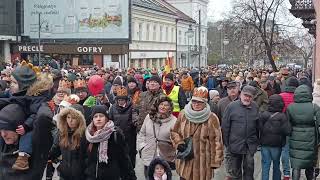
(176, 124, 200, 161)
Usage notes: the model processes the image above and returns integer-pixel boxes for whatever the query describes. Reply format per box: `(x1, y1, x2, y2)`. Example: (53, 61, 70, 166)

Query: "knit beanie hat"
(164, 73, 175, 81)
(70, 104, 85, 116)
(0, 104, 26, 131)
(91, 105, 109, 120)
(127, 77, 138, 86)
(12, 66, 37, 91)
(209, 90, 220, 100)
(286, 77, 299, 88)
(148, 75, 162, 85)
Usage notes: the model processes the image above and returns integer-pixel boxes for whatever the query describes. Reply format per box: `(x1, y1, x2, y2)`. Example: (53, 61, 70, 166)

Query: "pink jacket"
(279, 92, 294, 112)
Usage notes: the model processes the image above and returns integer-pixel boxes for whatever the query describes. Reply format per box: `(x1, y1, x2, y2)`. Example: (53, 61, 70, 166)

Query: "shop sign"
(18, 45, 44, 52)
(77, 46, 103, 53)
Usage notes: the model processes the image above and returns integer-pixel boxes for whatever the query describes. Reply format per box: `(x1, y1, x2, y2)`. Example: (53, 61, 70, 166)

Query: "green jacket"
(254, 87, 268, 112)
(287, 85, 320, 169)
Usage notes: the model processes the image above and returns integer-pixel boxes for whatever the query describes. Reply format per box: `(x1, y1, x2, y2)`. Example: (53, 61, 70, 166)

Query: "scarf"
(86, 121, 115, 164)
(154, 173, 167, 180)
(184, 101, 211, 124)
(162, 83, 174, 95)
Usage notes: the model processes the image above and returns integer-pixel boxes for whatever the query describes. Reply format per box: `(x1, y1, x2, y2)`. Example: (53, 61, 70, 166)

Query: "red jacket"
(279, 92, 294, 112)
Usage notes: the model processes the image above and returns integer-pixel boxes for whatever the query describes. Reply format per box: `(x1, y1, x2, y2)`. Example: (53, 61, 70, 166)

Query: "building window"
(132, 22, 135, 40)
(171, 27, 175, 42)
(178, 30, 182, 44)
(146, 24, 150, 41)
(138, 23, 142, 41)
(160, 26, 163, 42)
(153, 25, 157, 41)
(80, 55, 93, 65)
(165, 26, 169, 42)
(184, 32, 187, 45)
(202, 31, 205, 46)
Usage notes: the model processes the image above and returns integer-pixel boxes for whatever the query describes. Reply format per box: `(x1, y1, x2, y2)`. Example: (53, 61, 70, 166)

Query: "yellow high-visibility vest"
(165, 86, 180, 112)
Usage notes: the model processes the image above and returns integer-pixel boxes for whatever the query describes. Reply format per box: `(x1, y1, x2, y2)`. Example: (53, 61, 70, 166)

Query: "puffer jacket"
(259, 95, 291, 147)
(279, 86, 296, 112)
(137, 114, 177, 166)
(287, 85, 320, 169)
(181, 76, 194, 92)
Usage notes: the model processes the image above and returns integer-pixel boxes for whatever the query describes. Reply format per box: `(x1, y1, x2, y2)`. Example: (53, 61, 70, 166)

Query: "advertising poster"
(24, 0, 129, 39)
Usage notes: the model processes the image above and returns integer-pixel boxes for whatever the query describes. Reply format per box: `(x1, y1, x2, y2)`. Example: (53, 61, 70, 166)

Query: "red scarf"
(162, 83, 174, 95)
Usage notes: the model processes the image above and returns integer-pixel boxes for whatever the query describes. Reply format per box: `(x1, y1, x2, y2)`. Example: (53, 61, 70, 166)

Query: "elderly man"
(222, 85, 259, 180)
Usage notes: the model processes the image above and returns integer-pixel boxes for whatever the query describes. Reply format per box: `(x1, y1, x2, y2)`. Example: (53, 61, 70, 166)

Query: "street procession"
(0, 0, 320, 180)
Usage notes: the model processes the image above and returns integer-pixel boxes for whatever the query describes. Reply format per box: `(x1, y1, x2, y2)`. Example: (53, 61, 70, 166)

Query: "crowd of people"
(0, 60, 319, 180)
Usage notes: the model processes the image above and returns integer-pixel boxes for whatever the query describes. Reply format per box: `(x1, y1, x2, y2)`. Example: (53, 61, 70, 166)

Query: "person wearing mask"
(85, 105, 136, 180)
(222, 85, 259, 180)
(279, 76, 300, 180)
(259, 95, 291, 180)
(287, 85, 320, 180)
(135, 75, 164, 132)
(137, 96, 177, 178)
(180, 71, 194, 102)
(162, 73, 187, 118)
(171, 86, 223, 180)
(108, 87, 137, 168)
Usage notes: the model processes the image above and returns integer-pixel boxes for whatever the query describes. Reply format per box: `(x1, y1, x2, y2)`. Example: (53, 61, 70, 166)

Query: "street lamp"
(186, 25, 194, 68)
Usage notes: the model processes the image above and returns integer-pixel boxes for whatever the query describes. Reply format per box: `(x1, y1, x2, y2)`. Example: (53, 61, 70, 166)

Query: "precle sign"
(18, 45, 44, 52)
(77, 46, 103, 53)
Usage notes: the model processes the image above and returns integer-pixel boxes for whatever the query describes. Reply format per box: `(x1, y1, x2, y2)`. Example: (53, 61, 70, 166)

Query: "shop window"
(111, 55, 119, 62)
(80, 55, 93, 65)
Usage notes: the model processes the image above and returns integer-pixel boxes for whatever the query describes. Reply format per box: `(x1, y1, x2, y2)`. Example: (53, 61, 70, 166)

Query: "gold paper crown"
(59, 80, 72, 89)
(116, 87, 128, 97)
(73, 79, 87, 89)
(193, 87, 208, 99)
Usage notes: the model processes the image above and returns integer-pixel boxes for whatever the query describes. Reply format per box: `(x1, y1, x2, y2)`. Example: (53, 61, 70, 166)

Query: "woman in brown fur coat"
(171, 87, 223, 180)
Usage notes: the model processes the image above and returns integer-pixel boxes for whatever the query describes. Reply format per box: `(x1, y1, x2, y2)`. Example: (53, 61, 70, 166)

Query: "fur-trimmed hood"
(26, 73, 54, 96)
(57, 107, 86, 129)
(147, 157, 172, 180)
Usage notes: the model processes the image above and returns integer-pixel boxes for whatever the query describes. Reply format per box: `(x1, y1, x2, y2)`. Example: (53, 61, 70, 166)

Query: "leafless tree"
(231, 0, 287, 71)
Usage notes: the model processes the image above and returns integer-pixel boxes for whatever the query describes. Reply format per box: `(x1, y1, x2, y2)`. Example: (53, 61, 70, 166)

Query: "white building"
(166, 0, 208, 67)
(130, 0, 178, 69)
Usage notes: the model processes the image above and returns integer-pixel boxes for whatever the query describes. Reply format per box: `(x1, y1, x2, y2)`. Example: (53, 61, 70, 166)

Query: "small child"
(148, 157, 172, 180)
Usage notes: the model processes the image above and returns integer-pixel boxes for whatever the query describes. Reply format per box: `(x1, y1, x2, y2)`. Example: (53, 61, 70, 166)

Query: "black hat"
(91, 105, 109, 120)
(241, 85, 256, 97)
(227, 81, 237, 88)
(148, 75, 162, 85)
(127, 77, 138, 85)
(113, 76, 123, 86)
(12, 66, 37, 91)
(249, 80, 259, 88)
(0, 104, 26, 131)
(286, 77, 299, 88)
(70, 104, 85, 116)
(164, 73, 174, 81)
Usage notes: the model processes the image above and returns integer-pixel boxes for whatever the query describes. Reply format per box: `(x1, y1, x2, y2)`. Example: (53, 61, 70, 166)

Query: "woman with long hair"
(48, 107, 87, 180)
(85, 105, 136, 180)
(137, 96, 177, 179)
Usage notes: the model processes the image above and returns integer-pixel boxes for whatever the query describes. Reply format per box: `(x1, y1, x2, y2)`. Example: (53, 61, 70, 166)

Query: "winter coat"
(206, 76, 218, 90)
(109, 100, 137, 164)
(49, 108, 88, 180)
(0, 101, 55, 180)
(222, 100, 259, 155)
(313, 79, 320, 106)
(279, 86, 296, 112)
(85, 128, 136, 180)
(181, 76, 194, 92)
(171, 111, 223, 180)
(147, 157, 173, 180)
(254, 87, 269, 112)
(137, 114, 177, 166)
(287, 85, 320, 169)
(259, 95, 291, 147)
(136, 89, 165, 132)
(217, 96, 238, 120)
(216, 86, 228, 98)
(209, 101, 219, 115)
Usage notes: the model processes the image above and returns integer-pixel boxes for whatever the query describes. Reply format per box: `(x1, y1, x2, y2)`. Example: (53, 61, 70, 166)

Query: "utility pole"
(38, 13, 41, 66)
(198, 10, 201, 87)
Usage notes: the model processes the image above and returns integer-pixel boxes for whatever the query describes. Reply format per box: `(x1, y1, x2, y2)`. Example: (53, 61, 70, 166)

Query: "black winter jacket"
(49, 131, 88, 180)
(85, 128, 136, 180)
(222, 100, 259, 155)
(258, 95, 291, 147)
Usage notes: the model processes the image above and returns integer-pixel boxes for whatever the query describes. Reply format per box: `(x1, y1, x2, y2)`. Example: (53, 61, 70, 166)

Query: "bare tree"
(231, 0, 287, 71)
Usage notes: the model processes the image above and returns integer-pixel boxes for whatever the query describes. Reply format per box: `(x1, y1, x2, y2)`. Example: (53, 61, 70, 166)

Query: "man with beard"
(162, 73, 187, 118)
(109, 87, 137, 168)
(136, 75, 164, 132)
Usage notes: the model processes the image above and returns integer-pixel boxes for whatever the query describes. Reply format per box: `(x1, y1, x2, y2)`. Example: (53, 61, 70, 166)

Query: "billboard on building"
(0, 0, 16, 36)
(24, 0, 130, 40)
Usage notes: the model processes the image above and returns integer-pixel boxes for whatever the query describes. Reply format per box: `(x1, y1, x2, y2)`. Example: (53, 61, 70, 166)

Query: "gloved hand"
(177, 143, 187, 152)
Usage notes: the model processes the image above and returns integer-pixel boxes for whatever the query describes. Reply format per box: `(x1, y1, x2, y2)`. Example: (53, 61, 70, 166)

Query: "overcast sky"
(208, 0, 233, 21)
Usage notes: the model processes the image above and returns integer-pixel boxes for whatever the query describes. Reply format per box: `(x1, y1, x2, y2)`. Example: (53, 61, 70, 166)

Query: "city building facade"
(166, 0, 209, 67)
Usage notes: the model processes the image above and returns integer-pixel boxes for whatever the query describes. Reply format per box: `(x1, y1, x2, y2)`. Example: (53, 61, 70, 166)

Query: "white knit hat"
(209, 90, 220, 100)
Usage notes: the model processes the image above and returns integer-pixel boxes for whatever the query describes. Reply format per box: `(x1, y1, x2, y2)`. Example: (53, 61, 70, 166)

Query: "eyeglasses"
(191, 100, 204, 104)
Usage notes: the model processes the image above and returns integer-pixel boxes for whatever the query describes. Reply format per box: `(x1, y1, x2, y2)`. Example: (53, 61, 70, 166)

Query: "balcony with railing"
(289, 0, 316, 37)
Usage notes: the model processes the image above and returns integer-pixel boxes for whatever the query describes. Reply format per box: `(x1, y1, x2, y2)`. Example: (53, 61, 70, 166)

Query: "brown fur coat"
(170, 111, 223, 180)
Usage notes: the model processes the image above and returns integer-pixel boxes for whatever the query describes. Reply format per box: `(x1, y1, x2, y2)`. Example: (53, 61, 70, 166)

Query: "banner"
(24, 0, 130, 39)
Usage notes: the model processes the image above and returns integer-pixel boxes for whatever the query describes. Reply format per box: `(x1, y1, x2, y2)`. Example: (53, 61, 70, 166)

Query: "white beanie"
(209, 90, 220, 100)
